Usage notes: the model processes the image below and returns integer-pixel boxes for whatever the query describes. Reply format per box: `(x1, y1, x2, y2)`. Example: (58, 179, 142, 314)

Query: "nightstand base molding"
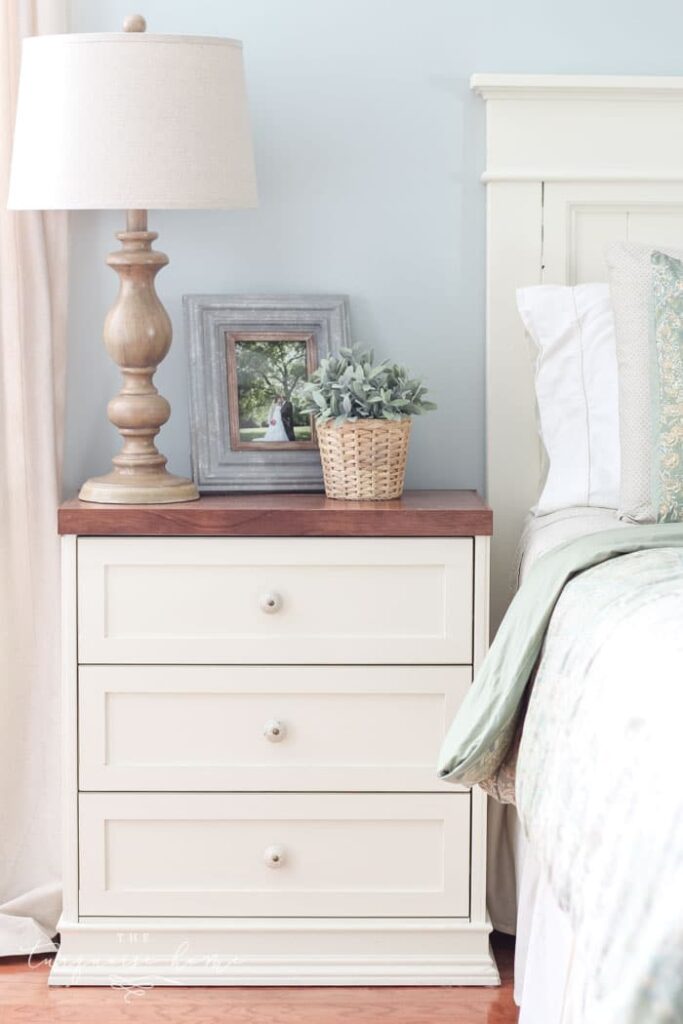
(50, 916, 500, 987)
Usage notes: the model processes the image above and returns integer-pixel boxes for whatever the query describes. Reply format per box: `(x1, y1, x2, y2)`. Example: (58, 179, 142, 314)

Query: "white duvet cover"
(515, 543, 683, 1022)
(494, 511, 682, 1023)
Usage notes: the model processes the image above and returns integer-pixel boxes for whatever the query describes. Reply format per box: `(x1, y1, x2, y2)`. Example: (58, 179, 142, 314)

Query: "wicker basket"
(316, 418, 411, 500)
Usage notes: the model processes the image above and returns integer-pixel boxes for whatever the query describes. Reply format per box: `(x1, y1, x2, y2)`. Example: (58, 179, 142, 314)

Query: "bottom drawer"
(79, 792, 470, 918)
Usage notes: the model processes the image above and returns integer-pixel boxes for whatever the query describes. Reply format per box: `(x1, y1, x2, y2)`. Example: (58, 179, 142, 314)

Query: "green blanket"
(437, 523, 683, 787)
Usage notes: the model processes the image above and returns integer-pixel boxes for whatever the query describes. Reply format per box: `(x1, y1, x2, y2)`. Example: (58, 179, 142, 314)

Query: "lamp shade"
(7, 31, 258, 210)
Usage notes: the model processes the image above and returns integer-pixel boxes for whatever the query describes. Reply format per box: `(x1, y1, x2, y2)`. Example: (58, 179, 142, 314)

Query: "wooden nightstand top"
(58, 490, 492, 537)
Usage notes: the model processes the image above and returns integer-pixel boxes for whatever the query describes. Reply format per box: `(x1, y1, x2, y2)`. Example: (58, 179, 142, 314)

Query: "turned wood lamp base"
(79, 208, 199, 505)
(79, 470, 198, 505)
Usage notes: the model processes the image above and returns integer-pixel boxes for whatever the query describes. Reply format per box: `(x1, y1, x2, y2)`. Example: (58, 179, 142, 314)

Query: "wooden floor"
(0, 933, 518, 1024)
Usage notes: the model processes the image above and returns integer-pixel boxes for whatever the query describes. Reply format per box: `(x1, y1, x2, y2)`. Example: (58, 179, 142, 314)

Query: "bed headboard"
(474, 74, 683, 632)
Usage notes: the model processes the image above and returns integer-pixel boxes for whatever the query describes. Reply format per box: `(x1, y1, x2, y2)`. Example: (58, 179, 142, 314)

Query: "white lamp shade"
(7, 32, 258, 210)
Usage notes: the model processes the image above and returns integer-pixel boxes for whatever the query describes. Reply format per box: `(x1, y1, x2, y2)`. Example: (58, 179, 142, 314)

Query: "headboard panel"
(543, 183, 683, 282)
(473, 75, 683, 632)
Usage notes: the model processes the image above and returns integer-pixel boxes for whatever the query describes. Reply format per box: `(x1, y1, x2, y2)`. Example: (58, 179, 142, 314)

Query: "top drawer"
(77, 537, 473, 665)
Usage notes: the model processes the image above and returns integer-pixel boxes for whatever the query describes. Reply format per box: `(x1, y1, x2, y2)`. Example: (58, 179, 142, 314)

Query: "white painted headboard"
(474, 74, 683, 631)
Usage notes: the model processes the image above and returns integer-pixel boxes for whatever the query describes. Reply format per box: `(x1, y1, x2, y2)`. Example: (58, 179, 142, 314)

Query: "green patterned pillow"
(650, 251, 683, 522)
(606, 242, 683, 522)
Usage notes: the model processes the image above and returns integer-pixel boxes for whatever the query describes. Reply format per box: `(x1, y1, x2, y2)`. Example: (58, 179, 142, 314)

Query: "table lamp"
(7, 14, 258, 503)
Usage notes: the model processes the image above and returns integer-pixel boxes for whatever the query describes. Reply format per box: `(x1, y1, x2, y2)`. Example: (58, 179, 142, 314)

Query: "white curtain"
(0, 0, 67, 955)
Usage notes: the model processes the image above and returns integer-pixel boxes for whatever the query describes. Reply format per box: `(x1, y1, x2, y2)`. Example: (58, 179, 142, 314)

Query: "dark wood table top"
(58, 490, 492, 537)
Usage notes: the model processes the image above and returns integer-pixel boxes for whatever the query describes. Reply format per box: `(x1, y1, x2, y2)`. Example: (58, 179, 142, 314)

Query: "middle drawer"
(78, 665, 470, 792)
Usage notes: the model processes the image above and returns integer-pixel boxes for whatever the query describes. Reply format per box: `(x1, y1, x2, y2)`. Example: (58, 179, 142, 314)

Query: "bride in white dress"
(260, 397, 289, 442)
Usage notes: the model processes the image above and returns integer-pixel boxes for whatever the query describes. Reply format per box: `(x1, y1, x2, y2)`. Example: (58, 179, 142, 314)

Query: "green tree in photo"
(236, 339, 311, 438)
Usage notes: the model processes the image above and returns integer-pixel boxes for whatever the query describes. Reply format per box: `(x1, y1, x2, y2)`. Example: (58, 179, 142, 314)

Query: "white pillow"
(516, 283, 620, 515)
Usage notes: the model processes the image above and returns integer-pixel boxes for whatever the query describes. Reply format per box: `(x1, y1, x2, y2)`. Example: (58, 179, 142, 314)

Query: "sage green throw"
(437, 523, 683, 786)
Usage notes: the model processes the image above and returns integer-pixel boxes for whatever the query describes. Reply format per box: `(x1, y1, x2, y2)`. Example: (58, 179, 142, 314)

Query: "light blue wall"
(65, 0, 683, 496)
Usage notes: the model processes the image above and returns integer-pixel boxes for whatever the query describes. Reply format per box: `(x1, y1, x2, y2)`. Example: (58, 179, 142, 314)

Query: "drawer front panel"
(78, 665, 471, 792)
(78, 793, 470, 918)
(77, 537, 473, 665)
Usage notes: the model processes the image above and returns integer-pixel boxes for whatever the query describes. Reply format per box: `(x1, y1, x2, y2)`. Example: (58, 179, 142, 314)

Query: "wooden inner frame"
(225, 331, 319, 452)
(475, 73, 683, 633)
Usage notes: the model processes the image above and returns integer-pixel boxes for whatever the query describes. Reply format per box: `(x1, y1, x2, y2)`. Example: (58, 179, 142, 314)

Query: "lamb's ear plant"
(301, 347, 436, 426)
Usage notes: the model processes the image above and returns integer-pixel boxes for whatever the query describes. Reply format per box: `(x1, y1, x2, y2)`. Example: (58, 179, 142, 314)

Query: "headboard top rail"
(471, 73, 683, 100)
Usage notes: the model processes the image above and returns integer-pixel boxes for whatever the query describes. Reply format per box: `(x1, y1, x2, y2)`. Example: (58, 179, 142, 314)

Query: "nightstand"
(54, 490, 497, 987)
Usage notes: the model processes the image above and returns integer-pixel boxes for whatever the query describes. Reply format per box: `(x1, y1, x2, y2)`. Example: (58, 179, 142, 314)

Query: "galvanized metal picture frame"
(184, 295, 351, 491)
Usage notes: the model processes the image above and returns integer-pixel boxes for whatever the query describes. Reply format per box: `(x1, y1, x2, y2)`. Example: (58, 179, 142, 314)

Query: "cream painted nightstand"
(54, 491, 497, 987)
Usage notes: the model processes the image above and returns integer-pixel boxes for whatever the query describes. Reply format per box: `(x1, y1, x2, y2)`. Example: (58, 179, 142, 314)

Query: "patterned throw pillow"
(650, 252, 683, 522)
(606, 241, 683, 522)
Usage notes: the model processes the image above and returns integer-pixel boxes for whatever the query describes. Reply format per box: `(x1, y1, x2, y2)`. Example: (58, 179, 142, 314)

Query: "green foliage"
(300, 347, 437, 425)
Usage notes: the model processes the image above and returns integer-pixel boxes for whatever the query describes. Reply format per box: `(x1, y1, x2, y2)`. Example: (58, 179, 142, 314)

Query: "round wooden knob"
(264, 719, 286, 742)
(123, 14, 147, 32)
(264, 845, 285, 868)
(260, 592, 282, 614)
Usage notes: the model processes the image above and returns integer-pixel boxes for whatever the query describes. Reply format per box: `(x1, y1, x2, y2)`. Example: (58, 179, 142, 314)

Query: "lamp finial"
(123, 13, 146, 32)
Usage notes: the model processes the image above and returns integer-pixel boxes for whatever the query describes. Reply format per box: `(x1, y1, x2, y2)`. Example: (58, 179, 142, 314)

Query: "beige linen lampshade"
(7, 17, 258, 505)
(8, 30, 258, 210)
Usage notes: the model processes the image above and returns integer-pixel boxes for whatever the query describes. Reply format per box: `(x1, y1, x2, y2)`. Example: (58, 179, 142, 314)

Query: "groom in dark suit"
(280, 397, 296, 441)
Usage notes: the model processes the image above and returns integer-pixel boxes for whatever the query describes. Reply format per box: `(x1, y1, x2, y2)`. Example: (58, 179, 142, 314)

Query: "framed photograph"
(184, 295, 351, 492)
(226, 332, 318, 451)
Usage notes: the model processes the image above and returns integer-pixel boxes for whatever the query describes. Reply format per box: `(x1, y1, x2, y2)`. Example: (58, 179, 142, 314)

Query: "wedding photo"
(226, 332, 317, 450)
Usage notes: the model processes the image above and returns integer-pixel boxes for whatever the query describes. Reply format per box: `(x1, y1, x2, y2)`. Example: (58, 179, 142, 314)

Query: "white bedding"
(489, 510, 610, 936)
(489, 508, 625, 938)
(516, 506, 626, 583)
(503, 518, 683, 1023)
(518, 543, 683, 1021)
(509, 507, 630, 1022)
